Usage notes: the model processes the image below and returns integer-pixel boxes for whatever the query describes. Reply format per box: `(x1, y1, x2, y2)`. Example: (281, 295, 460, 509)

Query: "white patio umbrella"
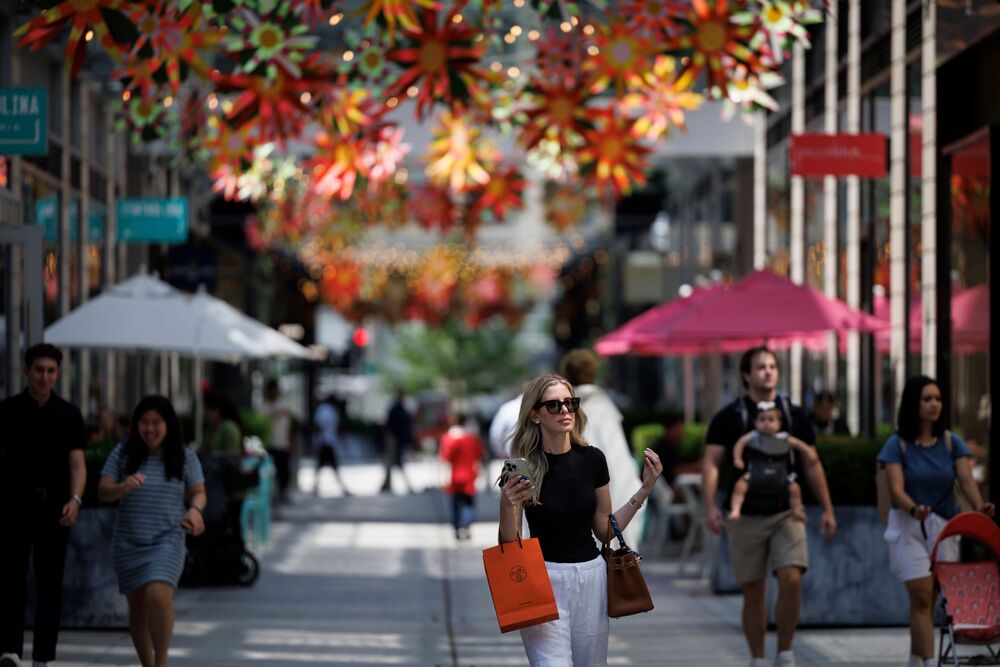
(45, 272, 309, 443)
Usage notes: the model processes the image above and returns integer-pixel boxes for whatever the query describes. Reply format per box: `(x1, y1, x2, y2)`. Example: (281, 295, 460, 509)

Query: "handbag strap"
(602, 514, 640, 558)
(498, 531, 523, 553)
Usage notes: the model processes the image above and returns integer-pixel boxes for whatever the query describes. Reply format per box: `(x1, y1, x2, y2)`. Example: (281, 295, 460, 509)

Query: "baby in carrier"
(729, 401, 817, 522)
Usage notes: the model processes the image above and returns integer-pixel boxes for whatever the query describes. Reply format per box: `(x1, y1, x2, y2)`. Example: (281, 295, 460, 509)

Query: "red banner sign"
(790, 133, 888, 178)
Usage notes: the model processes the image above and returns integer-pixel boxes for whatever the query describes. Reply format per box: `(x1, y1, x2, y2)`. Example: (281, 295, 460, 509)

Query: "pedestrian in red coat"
(440, 413, 483, 541)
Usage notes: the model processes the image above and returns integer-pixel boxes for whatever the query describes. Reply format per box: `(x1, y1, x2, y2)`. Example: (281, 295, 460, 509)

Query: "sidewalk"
(33, 459, 910, 666)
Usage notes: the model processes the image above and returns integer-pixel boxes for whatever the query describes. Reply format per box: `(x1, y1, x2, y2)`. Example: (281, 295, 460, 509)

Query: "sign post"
(790, 133, 888, 178)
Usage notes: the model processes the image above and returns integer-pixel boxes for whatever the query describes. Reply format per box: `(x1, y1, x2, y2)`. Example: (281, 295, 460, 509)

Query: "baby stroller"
(180, 455, 260, 587)
(930, 512, 1000, 666)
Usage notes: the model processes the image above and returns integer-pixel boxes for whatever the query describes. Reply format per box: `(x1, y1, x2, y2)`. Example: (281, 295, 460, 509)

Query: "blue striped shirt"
(101, 444, 204, 545)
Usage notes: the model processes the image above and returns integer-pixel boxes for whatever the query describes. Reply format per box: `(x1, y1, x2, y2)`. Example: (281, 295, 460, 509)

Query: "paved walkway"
(33, 460, 912, 666)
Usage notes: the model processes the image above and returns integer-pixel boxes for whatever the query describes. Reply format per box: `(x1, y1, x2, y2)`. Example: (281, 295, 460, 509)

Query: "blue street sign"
(117, 198, 189, 243)
(35, 197, 105, 243)
(0, 88, 48, 155)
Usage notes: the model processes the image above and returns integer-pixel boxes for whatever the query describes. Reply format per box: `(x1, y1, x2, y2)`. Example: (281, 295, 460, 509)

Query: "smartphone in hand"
(498, 457, 532, 488)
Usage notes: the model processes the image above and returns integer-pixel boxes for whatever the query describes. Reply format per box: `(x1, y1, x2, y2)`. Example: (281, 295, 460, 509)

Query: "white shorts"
(884, 508, 958, 582)
(519, 555, 609, 667)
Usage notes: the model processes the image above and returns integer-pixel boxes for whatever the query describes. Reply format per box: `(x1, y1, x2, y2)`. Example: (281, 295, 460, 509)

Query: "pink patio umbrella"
(627, 270, 887, 353)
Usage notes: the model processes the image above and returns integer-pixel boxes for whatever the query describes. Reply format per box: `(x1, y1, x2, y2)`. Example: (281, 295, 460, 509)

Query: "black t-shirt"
(0, 390, 86, 502)
(525, 445, 610, 563)
(704, 395, 815, 512)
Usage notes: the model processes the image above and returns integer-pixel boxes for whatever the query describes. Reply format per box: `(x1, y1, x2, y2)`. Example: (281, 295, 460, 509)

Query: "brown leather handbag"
(601, 514, 654, 618)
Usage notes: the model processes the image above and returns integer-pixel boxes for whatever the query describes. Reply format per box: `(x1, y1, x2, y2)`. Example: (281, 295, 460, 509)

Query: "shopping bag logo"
(483, 536, 559, 633)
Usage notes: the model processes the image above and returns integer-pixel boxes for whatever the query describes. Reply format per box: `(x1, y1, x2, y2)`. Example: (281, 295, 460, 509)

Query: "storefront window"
(766, 138, 790, 275)
(948, 132, 990, 451)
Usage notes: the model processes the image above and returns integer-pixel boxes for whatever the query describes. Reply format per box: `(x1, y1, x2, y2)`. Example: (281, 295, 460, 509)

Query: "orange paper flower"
(578, 109, 650, 196)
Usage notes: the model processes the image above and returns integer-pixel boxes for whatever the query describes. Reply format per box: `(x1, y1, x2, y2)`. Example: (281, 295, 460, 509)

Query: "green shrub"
(240, 409, 273, 444)
(810, 436, 885, 506)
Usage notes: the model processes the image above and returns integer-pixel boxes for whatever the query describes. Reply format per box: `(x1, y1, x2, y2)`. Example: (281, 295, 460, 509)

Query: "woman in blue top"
(98, 396, 206, 667)
(878, 376, 994, 667)
(499, 374, 662, 666)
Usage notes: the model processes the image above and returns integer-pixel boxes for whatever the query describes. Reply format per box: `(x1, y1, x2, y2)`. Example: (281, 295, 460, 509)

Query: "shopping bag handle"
(498, 531, 523, 553)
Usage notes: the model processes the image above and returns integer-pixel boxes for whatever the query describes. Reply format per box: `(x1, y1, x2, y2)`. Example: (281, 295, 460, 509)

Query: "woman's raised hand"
(641, 448, 663, 490)
(500, 475, 534, 509)
(121, 473, 146, 494)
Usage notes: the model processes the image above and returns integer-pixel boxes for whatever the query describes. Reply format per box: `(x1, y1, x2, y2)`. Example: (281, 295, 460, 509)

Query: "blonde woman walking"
(499, 374, 662, 666)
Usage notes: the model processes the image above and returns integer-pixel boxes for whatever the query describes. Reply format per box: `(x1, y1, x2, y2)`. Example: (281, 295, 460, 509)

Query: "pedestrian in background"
(98, 395, 206, 667)
(383, 389, 416, 493)
(202, 390, 244, 457)
(499, 374, 662, 665)
(878, 375, 994, 667)
(440, 412, 484, 540)
(702, 345, 836, 667)
(808, 390, 851, 437)
(261, 379, 292, 503)
(560, 348, 646, 547)
(0, 344, 86, 667)
(313, 396, 352, 496)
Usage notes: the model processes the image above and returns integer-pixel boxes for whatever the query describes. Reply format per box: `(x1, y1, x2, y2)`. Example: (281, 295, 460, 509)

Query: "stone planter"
(711, 505, 910, 626)
(27, 507, 128, 629)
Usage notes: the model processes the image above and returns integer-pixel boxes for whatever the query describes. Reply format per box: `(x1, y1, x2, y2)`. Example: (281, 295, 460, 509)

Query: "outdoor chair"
(931, 511, 1000, 666)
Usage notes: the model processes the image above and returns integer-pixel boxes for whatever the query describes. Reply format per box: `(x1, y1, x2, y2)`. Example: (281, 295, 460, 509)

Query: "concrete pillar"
(845, 0, 862, 435)
(77, 80, 90, 416)
(789, 43, 806, 405)
(823, 0, 839, 392)
(58, 66, 72, 397)
(889, 0, 908, 410)
(753, 111, 767, 270)
(920, 0, 937, 377)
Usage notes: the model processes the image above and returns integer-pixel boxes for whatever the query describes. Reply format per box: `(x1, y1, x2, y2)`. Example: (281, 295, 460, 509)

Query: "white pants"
(884, 508, 958, 582)
(520, 555, 609, 667)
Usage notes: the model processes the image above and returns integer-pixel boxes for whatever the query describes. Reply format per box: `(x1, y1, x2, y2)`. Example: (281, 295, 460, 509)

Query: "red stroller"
(931, 512, 1000, 666)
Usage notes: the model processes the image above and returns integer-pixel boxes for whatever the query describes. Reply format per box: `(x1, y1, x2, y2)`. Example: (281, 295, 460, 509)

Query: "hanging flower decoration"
(733, 1, 821, 64)
(224, 1, 319, 80)
(586, 22, 654, 97)
(359, 125, 412, 190)
(618, 0, 688, 38)
(410, 245, 462, 318)
(358, 0, 443, 46)
(526, 137, 582, 182)
(308, 132, 364, 201)
(668, 0, 766, 99)
(385, 7, 490, 120)
(721, 64, 783, 118)
(518, 74, 597, 153)
(534, 25, 589, 85)
(622, 55, 703, 140)
(467, 166, 527, 223)
(15, 0, 134, 77)
(578, 108, 650, 196)
(116, 90, 174, 145)
(341, 27, 395, 97)
(409, 183, 458, 232)
(544, 181, 588, 231)
(318, 85, 377, 138)
(425, 111, 499, 194)
(354, 179, 410, 227)
(124, 1, 204, 93)
(320, 257, 364, 312)
(296, 0, 339, 26)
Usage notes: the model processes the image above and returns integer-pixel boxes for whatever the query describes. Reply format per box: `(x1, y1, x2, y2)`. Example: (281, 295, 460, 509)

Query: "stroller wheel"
(237, 550, 260, 586)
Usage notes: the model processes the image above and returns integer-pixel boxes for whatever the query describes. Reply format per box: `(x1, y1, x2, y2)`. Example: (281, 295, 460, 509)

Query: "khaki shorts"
(726, 510, 808, 583)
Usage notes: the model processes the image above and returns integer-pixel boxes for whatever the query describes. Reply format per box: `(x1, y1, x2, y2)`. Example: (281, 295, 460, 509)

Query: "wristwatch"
(71, 494, 83, 506)
(190, 504, 204, 515)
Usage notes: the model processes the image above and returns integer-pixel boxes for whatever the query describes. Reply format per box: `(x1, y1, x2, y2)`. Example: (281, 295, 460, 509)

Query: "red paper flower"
(587, 22, 654, 97)
(124, 1, 205, 93)
(667, 0, 764, 97)
(321, 258, 364, 312)
(578, 109, 650, 196)
(16, 0, 132, 77)
(518, 74, 596, 152)
(534, 25, 588, 85)
(215, 68, 319, 143)
(359, 0, 442, 45)
(385, 7, 489, 120)
(409, 183, 458, 232)
(467, 166, 527, 223)
(308, 132, 363, 201)
(618, 0, 689, 37)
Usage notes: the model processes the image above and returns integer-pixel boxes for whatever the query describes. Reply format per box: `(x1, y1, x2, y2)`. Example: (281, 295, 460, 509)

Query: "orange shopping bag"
(482, 534, 559, 633)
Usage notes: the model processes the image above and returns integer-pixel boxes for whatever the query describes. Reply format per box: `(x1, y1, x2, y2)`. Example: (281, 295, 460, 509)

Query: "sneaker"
(0, 654, 22, 667)
(907, 656, 922, 667)
(774, 651, 795, 666)
(750, 659, 768, 667)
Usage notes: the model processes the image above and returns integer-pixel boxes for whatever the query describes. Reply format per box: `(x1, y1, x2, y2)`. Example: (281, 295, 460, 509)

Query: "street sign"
(35, 197, 105, 243)
(790, 133, 888, 178)
(0, 87, 48, 155)
(117, 197, 189, 243)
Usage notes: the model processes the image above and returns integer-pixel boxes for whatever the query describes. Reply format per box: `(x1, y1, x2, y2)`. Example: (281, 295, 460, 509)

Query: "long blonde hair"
(510, 374, 589, 504)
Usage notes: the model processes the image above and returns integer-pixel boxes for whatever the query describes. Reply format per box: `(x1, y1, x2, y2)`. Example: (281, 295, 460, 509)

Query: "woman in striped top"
(99, 395, 206, 667)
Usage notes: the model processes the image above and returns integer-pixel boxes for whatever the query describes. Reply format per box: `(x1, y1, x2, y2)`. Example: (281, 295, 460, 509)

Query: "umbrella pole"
(194, 357, 203, 448)
(683, 354, 695, 424)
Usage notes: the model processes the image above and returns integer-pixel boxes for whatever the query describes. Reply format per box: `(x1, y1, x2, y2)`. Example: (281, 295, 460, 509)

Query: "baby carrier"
(742, 433, 795, 515)
(733, 395, 796, 516)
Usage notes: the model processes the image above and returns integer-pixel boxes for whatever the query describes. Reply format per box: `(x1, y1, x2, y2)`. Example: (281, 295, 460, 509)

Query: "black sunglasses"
(534, 397, 581, 415)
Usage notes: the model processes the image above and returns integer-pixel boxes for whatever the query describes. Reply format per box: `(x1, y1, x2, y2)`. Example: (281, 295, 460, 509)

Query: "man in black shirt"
(702, 346, 836, 667)
(808, 390, 852, 437)
(0, 344, 86, 667)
